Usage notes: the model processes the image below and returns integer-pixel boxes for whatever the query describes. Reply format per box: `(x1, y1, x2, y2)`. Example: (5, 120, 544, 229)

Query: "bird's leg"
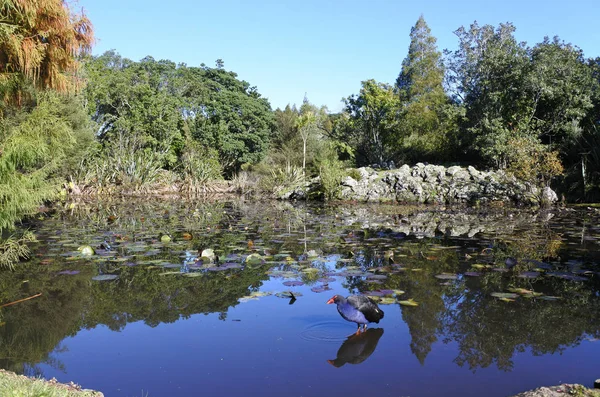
(363, 324, 368, 332)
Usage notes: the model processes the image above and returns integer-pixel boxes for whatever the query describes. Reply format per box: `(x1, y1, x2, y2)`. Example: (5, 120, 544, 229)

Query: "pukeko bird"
(327, 294, 384, 333)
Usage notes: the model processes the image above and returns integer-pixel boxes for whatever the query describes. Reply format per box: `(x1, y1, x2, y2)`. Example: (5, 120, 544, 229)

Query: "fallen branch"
(0, 293, 42, 308)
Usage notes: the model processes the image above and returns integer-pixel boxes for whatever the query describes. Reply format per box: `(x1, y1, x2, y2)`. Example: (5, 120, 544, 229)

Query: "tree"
(339, 80, 400, 166)
(396, 16, 451, 162)
(446, 22, 533, 168)
(0, 0, 93, 108)
(84, 52, 184, 168)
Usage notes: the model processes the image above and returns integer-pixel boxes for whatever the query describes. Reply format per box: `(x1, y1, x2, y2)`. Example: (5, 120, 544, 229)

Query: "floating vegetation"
(491, 292, 519, 300)
(399, 299, 419, 307)
(77, 245, 95, 256)
(435, 273, 458, 280)
(282, 281, 304, 287)
(92, 274, 119, 281)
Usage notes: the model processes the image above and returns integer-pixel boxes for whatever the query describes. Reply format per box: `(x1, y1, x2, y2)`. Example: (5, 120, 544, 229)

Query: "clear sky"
(78, 0, 599, 112)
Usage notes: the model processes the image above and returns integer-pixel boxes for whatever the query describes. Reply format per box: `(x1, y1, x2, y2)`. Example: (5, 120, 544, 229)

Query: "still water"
(1, 199, 599, 396)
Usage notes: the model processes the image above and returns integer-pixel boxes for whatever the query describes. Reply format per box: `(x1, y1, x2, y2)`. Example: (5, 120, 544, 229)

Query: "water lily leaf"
(464, 271, 482, 277)
(393, 289, 405, 295)
(367, 274, 388, 280)
(378, 297, 397, 305)
(472, 264, 492, 270)
(306, 250, 319, 258)
(399, 299, 419, 307)
(160, 234, 172, 243)
(201, 249, 215, 262)
(302, 267, 319, 273)
(317, 277, 336, 283)
(182, 272, 203, 277)
(92, 274, 119, 281)
(78, 245, 95, 256)
(435, 273, 458, 280)
(159, 271, 181, 276)
(499, 297, 515, 302)
(539, 295, 562, 301)
(275, 291, 303, 299)
(507, 287, 534, 295)
(57, 270, 80, 275)
(310, 285, 331, 293)
(245, 253, 264, 265)
(282, 281, 304, 287)
(491, 292, 519, 299)
(364, 290, 385, 297)
(518, 271, 540, 279)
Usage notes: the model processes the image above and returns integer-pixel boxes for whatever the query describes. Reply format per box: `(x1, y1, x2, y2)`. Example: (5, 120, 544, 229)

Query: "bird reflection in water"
(327, 328, 384, 368)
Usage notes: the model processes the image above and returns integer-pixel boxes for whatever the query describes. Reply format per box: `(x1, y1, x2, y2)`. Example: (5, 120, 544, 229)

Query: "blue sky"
(79, 0, 599, 112)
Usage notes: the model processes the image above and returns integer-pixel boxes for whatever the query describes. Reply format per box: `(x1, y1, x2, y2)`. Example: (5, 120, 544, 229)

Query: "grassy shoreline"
(0, 369, 103, 397)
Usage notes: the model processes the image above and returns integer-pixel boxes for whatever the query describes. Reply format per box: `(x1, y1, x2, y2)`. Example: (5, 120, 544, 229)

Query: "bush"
(179, 141, 223, 193)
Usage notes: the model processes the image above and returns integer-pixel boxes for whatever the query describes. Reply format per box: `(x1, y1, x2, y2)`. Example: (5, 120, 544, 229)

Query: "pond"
(1, 199, 599, 397)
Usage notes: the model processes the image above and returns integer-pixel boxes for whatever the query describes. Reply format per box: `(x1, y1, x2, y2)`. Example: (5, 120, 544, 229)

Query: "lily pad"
(201, 248, 215, 262)
(435, 273, 458, 280)
(518, 271, 540, 279)
(310, 285, 331, 293)
(92, 274, 119, 281)
(78, 245, 95, 256)
(491, 292, 518, 299)
(399, 299, 419, 307)
(282, 281, 304, 287)
(159, 271, 181, 276)
(464, 271, 482, 277)
(57, 270, 80, 275)
(317, 277, 336, 283)
(275, 291, 303, 299)
(245, 253, 264, 265)
(378, 297, 397, 305)
(182, 272, 203, 277)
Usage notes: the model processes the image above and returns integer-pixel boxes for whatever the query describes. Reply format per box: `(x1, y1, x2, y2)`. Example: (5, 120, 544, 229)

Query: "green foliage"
(259, 163, 305, 196)
(396, 16, 453, 162)
(337, 80, 401, 166)
(317, 153, 345, 201)
(84, 52, 184, 168)
(446, 22, 594, 173)
(0, 92, 86, 230)
(75, 134, 164, 192)
(0, 232, 36, 270)
(85, 52, 275, 176)
(506, 136, 564, 188)
(180, 140, 223, 193)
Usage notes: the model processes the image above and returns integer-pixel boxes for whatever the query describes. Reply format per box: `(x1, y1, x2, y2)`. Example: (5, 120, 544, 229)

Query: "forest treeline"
(1, 1, 600, 266)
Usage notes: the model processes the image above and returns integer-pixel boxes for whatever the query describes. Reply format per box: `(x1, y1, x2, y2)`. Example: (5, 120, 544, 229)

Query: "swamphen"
(327, 294, 384, 333)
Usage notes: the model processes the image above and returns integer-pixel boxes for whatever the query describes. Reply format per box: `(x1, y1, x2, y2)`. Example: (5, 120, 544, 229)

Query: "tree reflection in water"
(0, 199, 598, 377)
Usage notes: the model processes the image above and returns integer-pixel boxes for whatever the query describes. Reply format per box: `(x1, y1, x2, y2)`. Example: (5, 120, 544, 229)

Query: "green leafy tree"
(84, 52, 184, 168)
(339, 80, 400, 166)
(182, 64, 275, 175)
(445, 22, 532, 168)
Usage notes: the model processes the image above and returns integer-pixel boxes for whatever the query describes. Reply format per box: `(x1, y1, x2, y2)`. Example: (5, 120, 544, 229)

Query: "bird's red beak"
(326, 297, 335, 304)
(327, 359, 335, 366)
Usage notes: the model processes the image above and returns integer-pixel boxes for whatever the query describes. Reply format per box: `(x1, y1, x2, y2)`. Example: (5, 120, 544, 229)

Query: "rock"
(512, 384, 600, 397)
(542, 186, 558, 206)
(280, 163, 559, 207)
